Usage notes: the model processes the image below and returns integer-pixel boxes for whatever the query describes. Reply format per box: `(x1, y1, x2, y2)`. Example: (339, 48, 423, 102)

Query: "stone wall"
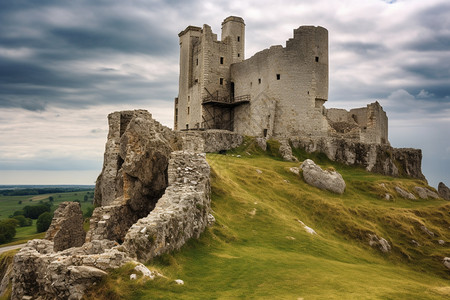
(123, 151, 211, 262)
(179, 129, 243, 153)
(231, 26, 329, 138)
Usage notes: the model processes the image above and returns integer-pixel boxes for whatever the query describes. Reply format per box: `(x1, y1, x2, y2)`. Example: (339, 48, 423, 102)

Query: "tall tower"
(221, 16, 245, 63)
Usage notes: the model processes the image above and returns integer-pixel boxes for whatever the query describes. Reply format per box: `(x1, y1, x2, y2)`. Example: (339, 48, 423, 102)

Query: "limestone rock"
(134, 263, 158, 280)
(289, 167, 300, 176)
(438, 182, 450, 200)
(394, 186, 416, 200)
(279, 140, 298, 162)
(175, 279, 184, 285)
(414, 186, 439, 199)
(45, 202, 85, 252)
(255, 137, 267, 151)
(368, 234, 391, 253)
(443, 257, 450, 270)
(290, 136, 425, 180)
(420, 225, 434, 237)
(300, 159, 345, 194)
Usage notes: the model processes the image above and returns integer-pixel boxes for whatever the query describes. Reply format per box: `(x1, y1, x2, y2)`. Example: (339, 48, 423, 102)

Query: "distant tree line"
(0, 187, 94, 196)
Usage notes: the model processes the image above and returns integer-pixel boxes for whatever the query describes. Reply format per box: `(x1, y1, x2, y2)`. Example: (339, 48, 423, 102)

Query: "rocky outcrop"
(438, 182, 450, 200)
(180, 129, 243, 153)
(45, 202, 85, 252)
(394, 186, 416, 200)
(368, 234, 391, 253)
(444, 257, 450, 270)
(279, 140, 298, 161)
(414, 187, 439, 199)
(10, 110, 213, 300)
(290, 136, 425, 180)
(123, 151, 211, 262)
(300, 159, 346, 194)
(89, 110, 180, 243)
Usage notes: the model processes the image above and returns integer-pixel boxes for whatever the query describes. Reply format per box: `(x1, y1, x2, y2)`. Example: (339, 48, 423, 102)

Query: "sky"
(0, 0, 449, 187)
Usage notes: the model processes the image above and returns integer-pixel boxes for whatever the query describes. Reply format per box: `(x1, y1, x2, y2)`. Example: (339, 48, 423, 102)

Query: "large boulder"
(438, 182, 450, 200)
(300, 159, 346, 194)
(45, 202, 85, 252)
(414, 187, 439, 199)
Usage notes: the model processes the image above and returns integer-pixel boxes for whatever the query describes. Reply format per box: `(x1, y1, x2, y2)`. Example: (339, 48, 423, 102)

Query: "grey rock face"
(443, 257, 450, 270)
(394, 186, 416, 200)
(123, 151, 211, 262)
(438, 182, 450, 200)
(414, 187, 439, 199)
(290, 137, 425, 180)
(45, 202, 85, 252)
(300, 159, 346, 194)
(279, 140, 298, 161)
(368, 234, 391, 253)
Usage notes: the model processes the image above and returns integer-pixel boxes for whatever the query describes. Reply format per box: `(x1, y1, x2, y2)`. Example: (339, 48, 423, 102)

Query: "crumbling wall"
(180, 129, 243, 152)
(45, 202, 85, 252)
(123, 151, 211, 262)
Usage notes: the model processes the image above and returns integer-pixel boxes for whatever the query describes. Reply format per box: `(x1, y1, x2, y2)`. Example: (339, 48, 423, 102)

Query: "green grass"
(84, 144, 449, 299)
(0, 190, 94, 246)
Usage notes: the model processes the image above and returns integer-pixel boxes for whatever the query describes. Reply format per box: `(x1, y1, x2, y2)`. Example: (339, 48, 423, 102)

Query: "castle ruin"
(174, 16, 388, 145)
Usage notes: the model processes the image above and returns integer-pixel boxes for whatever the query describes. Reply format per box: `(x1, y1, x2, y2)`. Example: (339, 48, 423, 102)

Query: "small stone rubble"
(300, 159, 346, 194)
(368, 234, 391, 253)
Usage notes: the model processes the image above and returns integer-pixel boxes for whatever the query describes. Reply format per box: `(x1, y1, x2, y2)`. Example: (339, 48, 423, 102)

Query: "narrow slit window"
(187, 107, 190, 115)
(315, 56, 319, 62)
(276, 74, 280, 80)
(220, 57, 224, 64)
(220, 78, 224, 85)
(258, 78, 261, 84)
(237, 36, 240, 42)
(196, 58, 198, 65)
(237, 53, 240, 57)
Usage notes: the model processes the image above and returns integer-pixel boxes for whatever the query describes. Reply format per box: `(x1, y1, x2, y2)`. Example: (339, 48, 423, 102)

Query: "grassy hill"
(85, 141, 448, 299)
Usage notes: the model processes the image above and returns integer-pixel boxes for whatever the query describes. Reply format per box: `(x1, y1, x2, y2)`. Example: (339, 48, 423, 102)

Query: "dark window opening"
(220, 57, 224, 64)
(237, 36, 240, 42)
(237, 53, 240, 57)
(188, 96, 190, 102)
(315, 56, 319, 62)
(186, 124, 189, 129)
(307, 91, 309, 95)
(220, 78, 224, 85)
(258, 78, 261, 84)
(263, 129, 268, 137)
(196, 58, 198, 65)
(276, 74, 280, 80)
(194, 79, 198, 84)
(250, 82, 252, 87)
(187, 107, 190, 115)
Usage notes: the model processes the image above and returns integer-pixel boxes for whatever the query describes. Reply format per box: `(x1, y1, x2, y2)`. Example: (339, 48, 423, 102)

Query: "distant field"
(0, 189, 94, 246)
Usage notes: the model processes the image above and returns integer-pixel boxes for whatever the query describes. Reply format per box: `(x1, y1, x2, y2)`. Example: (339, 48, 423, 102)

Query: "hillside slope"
(85, 141, 450, 299)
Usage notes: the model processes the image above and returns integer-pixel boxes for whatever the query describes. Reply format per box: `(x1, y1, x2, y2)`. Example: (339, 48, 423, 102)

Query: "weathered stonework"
(180, 129, 243, 153)
(45, 202, 85, 252)
(290, 136, 425, 179)
(10, 110, 213, 300)
(123, 151, 211, 262)
(174, 17, 389, 147)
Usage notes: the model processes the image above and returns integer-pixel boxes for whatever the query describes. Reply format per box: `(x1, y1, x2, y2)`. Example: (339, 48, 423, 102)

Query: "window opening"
(315, 56, 319, 62)
(220, 57, 224, 64)
(258, 78, 261, 84)
(187, 107, 190, 115)
(237, 36, 240, 42)
(186, 124, 189, 130)
(220, 78, 224, 85)
(263, 129, 268, 137)
(196, 58, 198, 65)
(237, 53, 240, 57)
(276, 74, 280, 80)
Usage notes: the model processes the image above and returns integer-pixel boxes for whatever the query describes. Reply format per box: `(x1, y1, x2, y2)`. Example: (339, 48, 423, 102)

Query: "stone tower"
(174, 16, 247, 131)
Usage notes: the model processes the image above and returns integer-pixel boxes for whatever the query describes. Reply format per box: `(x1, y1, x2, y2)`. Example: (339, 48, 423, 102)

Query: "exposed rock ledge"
(289, 136, 425, 180)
